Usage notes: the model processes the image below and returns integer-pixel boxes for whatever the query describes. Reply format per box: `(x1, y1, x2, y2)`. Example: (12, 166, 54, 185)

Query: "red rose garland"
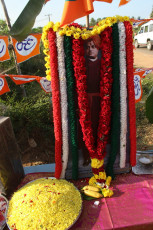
(124, 21, 136, 166)
(72, 27, 113, 182)
(48, 29, 62, 178)
(98, 27, 113, 158)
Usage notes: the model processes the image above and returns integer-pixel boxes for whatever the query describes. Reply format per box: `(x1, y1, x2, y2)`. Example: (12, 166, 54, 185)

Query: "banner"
(134, 74, 142, 103)
(36, 77, 51, 93)
(12, 34, 42, 64)
(0, 75, 51, 95)
(9, 75, 51, 93)
(0, 36, 10, 62)
(131, 19, 153, 28)
(9, 75, 41, 85)
(0, 76, 10, 95)
(134, 68, 153, 103)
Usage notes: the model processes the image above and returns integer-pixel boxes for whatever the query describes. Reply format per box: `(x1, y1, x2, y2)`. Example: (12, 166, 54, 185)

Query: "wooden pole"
(86, 15, 89, 29)
(0, 0, 26, 97)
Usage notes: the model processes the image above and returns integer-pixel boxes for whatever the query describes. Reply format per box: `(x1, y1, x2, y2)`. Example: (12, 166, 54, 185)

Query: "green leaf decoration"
(81, 192, 97, 200)
(10, 0, 45, 41)
(146, 86, 153, 124)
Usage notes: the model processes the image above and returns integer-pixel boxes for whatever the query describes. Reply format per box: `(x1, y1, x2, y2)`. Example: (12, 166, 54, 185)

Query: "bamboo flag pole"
(0, 0, 26, 97)
(86, 15, 89, 29)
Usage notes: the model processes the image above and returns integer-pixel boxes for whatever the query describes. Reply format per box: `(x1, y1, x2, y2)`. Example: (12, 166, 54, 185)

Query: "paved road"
(134, 47, 153, 68)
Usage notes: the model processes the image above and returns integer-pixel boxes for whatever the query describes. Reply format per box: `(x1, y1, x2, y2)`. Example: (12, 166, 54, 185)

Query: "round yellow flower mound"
(7, 178, 82, 230)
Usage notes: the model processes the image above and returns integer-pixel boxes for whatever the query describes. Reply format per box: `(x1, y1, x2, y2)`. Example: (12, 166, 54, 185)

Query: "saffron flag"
(12, 34, 42, 64)
(0, 36, 10, 62)
(131, 19, 153, 28)
(119, 0, 131, 7)
(134, 68, 153, 103)
(60, 0, 94, 27)
(94, 0, 112, 2)
(1, 75, 51, 94)
(45, 0, 50, 3)
(61, 0, 131, 27)
(36, 77, 52, 93)
(9, 75, 41, 85)
(0, 76, 10, 95)
(134, 74, 142, 103)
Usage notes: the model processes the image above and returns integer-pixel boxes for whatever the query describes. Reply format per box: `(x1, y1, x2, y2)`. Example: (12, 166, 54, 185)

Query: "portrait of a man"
(78, 35, 102, 166)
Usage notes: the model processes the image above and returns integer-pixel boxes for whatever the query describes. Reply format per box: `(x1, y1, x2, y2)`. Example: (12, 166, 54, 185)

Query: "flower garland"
(72, 27, 113, 160)
(106, 23, 120, 179)
(124, 21, 136, 166)
(42, 16, 131, 81)
(41, 16, 135, 196)
(48, 29, 62, 179)
(72, 27, 113, 196)
(118, 22, 128, 169)
(64, 36, 78, 180)
(56, 33, 69, 179)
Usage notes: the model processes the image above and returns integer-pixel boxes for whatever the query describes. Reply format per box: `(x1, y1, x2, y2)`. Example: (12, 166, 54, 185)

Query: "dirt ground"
(20, 48, 153, 167)
(18, 128, 55, 167)
(134, 48, 153, 151)
(134, 47, 153, 68)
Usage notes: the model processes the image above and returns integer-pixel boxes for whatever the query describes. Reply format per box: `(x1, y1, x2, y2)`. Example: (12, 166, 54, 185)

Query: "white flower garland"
(56, 33, 69, 178)
(118, 22, 128, 168)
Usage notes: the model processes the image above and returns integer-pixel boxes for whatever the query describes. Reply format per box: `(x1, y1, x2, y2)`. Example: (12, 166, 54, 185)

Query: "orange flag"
(60, 0, 94, 27)
(12, 34, 42, 64)
(0, 76, 10, 95)
(119, 0, 131, 6)
(95, 0, 112, 2)
(0, 36, 10, 62)
(134, 73, 142, 103)
(9, 75, 41, 85)
(44, 0, 50, 3)
(61, 0, 131, 27)
(36, 77, 52, 93)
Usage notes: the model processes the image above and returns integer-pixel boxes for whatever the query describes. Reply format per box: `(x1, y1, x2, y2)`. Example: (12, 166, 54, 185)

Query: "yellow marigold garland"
(42, 16, 131, 81)
(89, 159, 113, 197)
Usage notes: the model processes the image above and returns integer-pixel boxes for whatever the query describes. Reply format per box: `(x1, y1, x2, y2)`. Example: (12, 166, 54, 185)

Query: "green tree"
(32, 27, 42, 33)
(150, 7, 153, 18)
(0, 20, 8, 35)
(89, 17, 103, 27)
(90, 17, 97, 26)
(97, 18, 102, 23)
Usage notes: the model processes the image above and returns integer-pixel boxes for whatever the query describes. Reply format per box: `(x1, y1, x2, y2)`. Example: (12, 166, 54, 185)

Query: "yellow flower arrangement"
(7, 178, 82, 230)
(105, 176, 112, 187)
(91, 158, 104, 168)
(89, 158, 113, 197)
(102, 188, 114, 198)
(73, 32, 80, 39)
(88, 176, 113, 198)
(41, 15, 131, 81)
(98, 171, 107, 180)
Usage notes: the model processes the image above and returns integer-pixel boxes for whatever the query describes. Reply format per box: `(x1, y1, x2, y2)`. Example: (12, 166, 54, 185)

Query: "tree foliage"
(89, 17, 103, 26)
(0, 20, 8, 35)
(10, 0, 45, 41)
(150, 7, 153, 18)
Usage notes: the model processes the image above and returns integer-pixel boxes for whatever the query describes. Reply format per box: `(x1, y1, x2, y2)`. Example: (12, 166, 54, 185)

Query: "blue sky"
(0, 0, 153, 28)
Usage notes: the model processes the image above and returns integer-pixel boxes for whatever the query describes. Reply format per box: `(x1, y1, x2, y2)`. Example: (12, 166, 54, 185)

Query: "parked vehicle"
(134, 20, 153, 50)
